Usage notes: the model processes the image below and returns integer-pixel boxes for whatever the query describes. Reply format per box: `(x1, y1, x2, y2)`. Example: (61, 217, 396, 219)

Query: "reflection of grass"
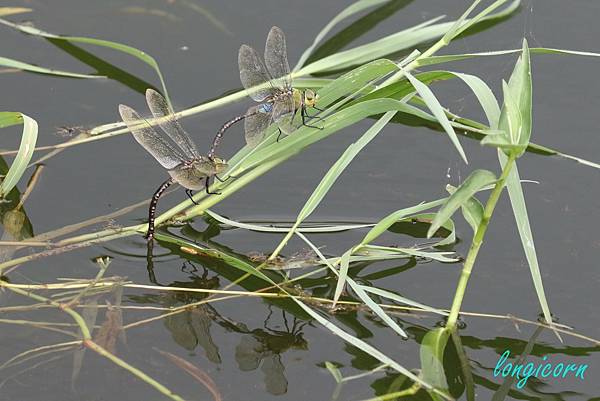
(2, 0, 600, 399)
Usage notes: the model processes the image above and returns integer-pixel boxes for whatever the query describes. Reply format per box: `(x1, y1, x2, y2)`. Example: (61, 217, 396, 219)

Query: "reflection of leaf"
(165, 311, 197, 351)
(235, 335, 263, 371)
(190, 308, 221, 364)
(262, 355, 287, 396)
(94, 303, 124, 354)
(156, 349, 223, 401)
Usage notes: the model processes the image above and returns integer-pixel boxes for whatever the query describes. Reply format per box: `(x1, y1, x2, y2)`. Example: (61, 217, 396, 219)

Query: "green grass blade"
(403, 69, 467, 163)
(498, 151, 555, 330)
(0, 111, 23, 128)
(292, 299, 447, 398)
(333, 250, 351, 306)
(294, 0, 392, 71)
(427, 169, 497, 238)
(360, 286, 448, 316)
(0, 113, 38, 197)
(0, 56, 103, 79)
(0, 18, 170, 104)
(299, 233, 408, 339)
(298, 15, 447, 75)
(359, 198, 447, 246)
(296, 111, 396, 223)
(452, 72, 500, 128)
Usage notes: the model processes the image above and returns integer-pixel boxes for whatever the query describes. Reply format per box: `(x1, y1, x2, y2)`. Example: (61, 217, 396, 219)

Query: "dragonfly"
(119, 89, 228, 241)
(208, 26, 323, 156)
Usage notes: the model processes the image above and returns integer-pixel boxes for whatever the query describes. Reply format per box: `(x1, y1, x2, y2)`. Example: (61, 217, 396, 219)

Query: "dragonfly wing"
(145, 89, 201, 160)
(264, 26, 291, 90)
(272, 93, 297, 135)
(119, 104, 184, 170)
(244, 105, 272, 148)
(239, 44, 276, 102)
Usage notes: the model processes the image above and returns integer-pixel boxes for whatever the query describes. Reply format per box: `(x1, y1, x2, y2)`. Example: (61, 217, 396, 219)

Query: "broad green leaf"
(317, 59, 398, 107)
(498, 151, 555, 330)
(404, 69, 467, 163)
(481, 132, 525, 153)
(446, 184, 484, 234)
(0, 113, 38, 197)
(0, 111, 23, 128)
(0, 18, 170, 104)
(427, 170, 497, 238)
(294, 0, 392, 70)
(0, 56, 103, 79)
(452, 72, 500, 128)
(507, 39, 532, 153)
(420, 328, 451, 401)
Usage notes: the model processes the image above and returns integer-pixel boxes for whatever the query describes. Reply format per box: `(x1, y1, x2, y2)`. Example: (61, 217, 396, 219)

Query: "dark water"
(1, 1, 599, 400)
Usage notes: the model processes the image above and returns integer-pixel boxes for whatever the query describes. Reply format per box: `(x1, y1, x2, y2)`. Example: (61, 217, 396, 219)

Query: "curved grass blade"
(0, 56, 103, 79)
(0, 18, 170, 104)
(0, 113, 38, 198)
(294, 0, 393, 71)
(359, 199, 447, 246)
(303, 0, 414, 67)
(403, 69, 467, 163)
(427, 169, 497, 238)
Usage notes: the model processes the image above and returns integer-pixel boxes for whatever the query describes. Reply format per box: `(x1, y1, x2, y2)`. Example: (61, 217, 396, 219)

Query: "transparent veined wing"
(244, 105, 272, 148)
(239, 44, 276, 102)
(145, 89, 201, 160)
(119, 104, 184, 170)
(264, 26, 291, 90)
(272, 92, 297, 135)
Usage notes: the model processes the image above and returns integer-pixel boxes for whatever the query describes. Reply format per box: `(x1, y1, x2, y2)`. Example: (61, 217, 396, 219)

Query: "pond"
(0, 1, 599, 400)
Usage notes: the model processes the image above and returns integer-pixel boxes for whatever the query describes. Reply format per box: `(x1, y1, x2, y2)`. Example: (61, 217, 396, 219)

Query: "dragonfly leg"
(205, 176, 222, 195)
(301, 106, 324, 130)
(146, 177, 175, 241)
(185, 189, 199, 205)
(312, 105, 325, 112)
(276, 128, 285, 142)
(215, 174, 239, 183)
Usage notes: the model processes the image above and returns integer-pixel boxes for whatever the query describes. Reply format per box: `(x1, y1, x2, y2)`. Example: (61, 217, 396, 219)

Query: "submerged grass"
(1, 0, 600, 399)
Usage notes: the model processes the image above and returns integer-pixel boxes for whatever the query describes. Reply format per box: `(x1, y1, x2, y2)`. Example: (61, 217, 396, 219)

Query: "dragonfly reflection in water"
(119, 89, 228, 241)
(209, 26, 323, 155)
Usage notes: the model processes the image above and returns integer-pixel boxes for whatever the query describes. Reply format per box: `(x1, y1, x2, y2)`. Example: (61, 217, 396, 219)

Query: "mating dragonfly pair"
(119, 27, 322, 241)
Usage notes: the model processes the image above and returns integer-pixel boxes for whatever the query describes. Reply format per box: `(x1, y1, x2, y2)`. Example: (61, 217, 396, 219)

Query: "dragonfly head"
(303, 89, 319, 108)
(210, 157, 228, 174)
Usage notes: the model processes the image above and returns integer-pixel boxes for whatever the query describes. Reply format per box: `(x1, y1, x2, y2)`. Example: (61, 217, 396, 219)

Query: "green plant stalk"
(445, 152, 517, 329)
(2, 284, 186, 401)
